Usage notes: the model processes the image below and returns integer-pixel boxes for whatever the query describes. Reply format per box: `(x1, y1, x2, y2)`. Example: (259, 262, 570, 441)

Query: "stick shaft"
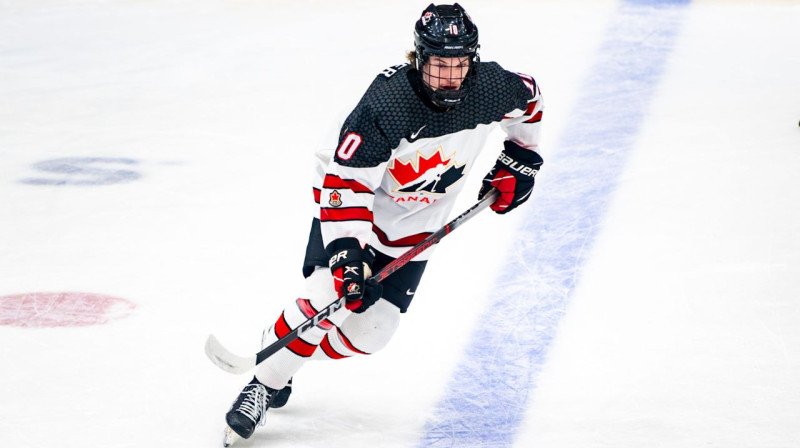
(209, 190, 498, 372)
(255, 190, 497, 364)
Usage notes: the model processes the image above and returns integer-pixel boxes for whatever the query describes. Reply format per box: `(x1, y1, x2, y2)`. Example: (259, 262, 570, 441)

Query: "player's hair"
(406, 51, 417, 67)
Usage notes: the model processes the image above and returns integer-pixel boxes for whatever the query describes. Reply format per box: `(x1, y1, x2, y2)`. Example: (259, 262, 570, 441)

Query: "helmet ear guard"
(413, 3, 480, 109)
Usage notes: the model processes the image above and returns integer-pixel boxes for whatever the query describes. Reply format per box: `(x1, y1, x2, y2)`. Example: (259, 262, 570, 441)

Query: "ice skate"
(269, 377, 292, 409)
(223, 377, 275, 446)
(222, 426, 242, 448)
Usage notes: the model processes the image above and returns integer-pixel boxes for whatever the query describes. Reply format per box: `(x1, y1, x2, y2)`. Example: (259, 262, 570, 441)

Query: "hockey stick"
(205, 189, 499, 374)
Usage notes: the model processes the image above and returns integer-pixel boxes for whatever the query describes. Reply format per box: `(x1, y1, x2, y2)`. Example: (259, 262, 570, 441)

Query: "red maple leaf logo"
(388, 148, 454, 189)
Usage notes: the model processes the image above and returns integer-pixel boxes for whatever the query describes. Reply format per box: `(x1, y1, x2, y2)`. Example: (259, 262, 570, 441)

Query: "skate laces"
(236, 384, 271, 426)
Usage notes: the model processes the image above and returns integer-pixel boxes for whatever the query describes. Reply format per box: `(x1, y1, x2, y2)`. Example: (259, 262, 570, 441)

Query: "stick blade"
(204, 334, 256, 375)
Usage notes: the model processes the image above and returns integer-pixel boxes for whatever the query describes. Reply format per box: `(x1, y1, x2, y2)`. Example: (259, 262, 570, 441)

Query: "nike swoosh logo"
(410, 125, 426, 140)
(406, 289, 415, 295)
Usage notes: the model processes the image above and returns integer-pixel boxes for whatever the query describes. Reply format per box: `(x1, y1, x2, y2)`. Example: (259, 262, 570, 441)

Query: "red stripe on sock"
(319, 334, 349, 359)
(274, 313, 291, 339)
(286, 337, 317, 357)
(295, 298, 334, 330)
(273, 312, 318, 357)
(336, 328, 370, 355)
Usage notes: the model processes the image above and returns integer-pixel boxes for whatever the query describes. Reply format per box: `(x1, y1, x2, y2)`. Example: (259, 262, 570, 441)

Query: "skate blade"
(223, 426, 242, 447)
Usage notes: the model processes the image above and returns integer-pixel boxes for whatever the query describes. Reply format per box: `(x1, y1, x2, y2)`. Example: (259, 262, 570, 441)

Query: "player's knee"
(341, 299, 401, 354)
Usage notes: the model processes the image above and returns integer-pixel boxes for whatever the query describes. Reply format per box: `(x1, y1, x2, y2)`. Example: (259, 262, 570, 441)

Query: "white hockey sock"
(254, 269, 349, 388)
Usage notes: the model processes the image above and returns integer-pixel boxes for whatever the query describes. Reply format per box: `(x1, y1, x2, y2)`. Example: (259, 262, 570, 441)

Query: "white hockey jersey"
(311, 62, 543, 261)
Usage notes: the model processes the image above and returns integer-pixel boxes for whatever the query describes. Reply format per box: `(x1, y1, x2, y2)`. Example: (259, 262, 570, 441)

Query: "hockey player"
(222, 3, 544, 445)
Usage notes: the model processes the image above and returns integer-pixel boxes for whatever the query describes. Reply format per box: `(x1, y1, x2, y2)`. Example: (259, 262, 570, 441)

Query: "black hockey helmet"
(413, 3, 480, 109)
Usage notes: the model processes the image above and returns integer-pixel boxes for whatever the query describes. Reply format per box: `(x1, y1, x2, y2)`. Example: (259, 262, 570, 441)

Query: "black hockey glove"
(478, 140, 544, 214)
(326, 238, 383, 314)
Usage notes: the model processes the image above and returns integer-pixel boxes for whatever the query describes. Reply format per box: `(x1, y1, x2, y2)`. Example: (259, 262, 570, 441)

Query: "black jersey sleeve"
(499, 70, 543, 152)
(333, 78, 395, 168)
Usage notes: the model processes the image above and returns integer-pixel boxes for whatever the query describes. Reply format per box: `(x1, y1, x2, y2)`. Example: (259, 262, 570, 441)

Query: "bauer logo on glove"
(498, 152, 540, 178)
(479, 140, 544, 214)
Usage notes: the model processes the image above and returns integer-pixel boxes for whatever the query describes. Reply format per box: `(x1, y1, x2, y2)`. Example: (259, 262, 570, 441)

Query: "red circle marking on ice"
(0, 292, 136, 328)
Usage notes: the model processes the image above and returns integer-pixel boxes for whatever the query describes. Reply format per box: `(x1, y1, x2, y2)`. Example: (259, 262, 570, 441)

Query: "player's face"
(422, 56, 470, 91)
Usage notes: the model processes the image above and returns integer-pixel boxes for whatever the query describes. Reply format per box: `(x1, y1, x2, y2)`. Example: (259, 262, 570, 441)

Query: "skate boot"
(269, 377, 292, 409)
(223, 377, 276, 446)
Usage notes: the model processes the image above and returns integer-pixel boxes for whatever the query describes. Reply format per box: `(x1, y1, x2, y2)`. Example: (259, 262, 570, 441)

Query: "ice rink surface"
(1, 0, 799, 447)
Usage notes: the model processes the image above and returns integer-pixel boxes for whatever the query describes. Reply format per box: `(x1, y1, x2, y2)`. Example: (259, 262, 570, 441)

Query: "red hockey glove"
(326, 238, 383, 314)
(478, 140, 543, 214)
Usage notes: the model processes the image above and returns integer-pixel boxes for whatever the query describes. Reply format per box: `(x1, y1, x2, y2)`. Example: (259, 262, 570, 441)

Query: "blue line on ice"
(419, 0, 690, 446)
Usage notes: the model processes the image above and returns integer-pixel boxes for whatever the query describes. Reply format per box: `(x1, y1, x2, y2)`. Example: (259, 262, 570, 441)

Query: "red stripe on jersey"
(274, 313, 317, 357)
(336, 328, 370, 355)
(524, 101, 538, 116)
(313, 188, 321, 204)
(521, 79, 534, 95)
(321, 207, 374, 222)
(320, 334, 349, 359)
(295, 298, 334, 330)
(372, 225, 432, 247)
(515, 73, 537, 96)
(323, 175, 373, 194)
(503, 101, 538, 121)
(524, 111, 543, 124)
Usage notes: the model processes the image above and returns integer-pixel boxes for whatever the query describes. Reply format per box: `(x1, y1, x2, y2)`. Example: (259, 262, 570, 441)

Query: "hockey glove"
(326, 238, 383, 314)
(479, 140, 544, 214)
